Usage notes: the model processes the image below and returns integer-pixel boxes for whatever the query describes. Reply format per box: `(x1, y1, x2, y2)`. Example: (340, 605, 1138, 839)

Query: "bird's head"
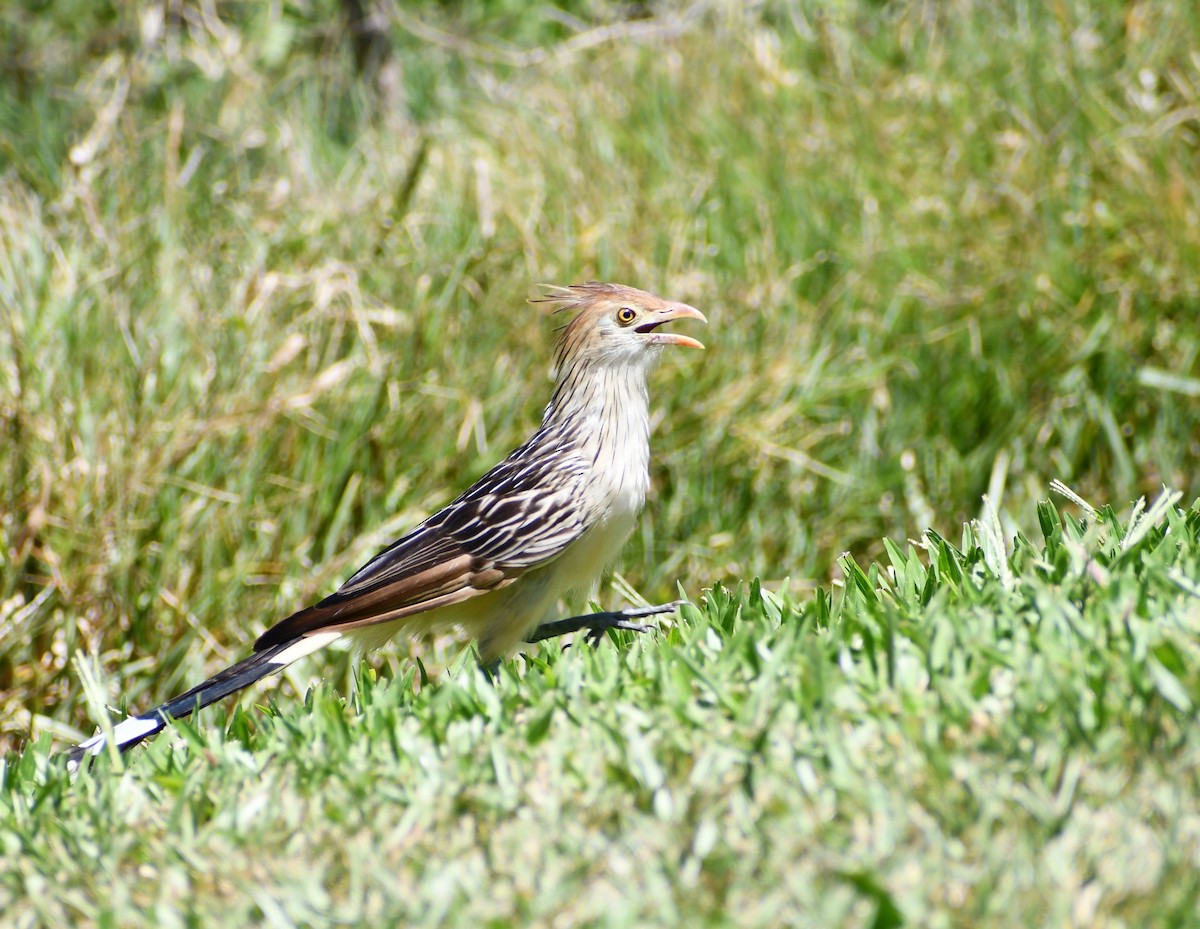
(541, 282, 707, 374)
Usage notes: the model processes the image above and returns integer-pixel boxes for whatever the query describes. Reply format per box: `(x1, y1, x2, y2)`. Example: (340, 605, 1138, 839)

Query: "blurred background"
(1, 0, 1197, 749)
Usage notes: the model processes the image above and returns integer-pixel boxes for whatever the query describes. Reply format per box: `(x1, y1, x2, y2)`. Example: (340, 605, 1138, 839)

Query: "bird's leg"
(526, 600, 683, 647)
(478, 602, 683, 679)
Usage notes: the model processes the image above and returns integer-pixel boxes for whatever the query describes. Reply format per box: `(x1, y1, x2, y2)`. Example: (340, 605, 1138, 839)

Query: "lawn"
(2, 1, 1199, 926)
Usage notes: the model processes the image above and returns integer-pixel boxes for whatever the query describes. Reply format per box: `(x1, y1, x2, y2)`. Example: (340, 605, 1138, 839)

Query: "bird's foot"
(526, 600, 684, 647)
(479, 659, 501, 683)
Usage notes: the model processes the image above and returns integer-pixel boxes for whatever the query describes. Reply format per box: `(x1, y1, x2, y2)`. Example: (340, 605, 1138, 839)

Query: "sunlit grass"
(2, 1, 1199, 925)
(7, 490, 1200, 926)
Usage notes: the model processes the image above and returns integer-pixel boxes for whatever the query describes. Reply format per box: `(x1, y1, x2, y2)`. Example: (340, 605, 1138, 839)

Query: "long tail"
(67, 632, 338, 768)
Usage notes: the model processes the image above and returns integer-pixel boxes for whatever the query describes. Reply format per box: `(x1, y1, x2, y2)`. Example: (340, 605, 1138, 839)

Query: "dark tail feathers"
(67, 637, 303, 768)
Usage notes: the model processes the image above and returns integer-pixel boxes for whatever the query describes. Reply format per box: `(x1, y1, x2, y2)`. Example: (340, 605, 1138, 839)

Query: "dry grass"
(1, 2, 1199, 924)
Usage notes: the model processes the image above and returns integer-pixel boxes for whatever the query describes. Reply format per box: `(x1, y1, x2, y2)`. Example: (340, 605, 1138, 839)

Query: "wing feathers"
(254, 424, 594, 651)
(259, 575, 518, 645)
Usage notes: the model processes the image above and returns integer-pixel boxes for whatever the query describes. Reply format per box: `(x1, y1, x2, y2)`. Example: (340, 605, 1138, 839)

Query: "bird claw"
(582, 617, 653, 647)
(607, 600, 685, 620)
(525, 600, 685, 647)
(580, 600, 685, 646)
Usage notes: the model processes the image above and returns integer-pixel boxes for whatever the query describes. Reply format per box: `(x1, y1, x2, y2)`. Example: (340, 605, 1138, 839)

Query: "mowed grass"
(8, 493, 1200, 926)
(2, 1, 1200, 925)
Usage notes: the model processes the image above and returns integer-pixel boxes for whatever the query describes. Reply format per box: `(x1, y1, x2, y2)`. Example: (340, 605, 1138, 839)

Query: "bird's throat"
(543, 360, 652, 438)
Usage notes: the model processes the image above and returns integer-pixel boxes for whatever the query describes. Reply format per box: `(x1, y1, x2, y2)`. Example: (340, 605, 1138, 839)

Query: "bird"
(68, 281, 705, 766)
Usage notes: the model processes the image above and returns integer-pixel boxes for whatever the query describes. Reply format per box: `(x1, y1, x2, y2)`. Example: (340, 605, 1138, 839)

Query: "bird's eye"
(616, 306, 638, 326)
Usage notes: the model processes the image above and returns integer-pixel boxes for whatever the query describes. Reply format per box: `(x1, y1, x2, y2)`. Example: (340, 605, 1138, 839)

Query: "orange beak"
(637, 302, 707, 350)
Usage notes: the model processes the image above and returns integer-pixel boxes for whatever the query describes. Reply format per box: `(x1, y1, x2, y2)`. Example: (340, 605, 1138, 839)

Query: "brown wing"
(255, 430, 595, 650)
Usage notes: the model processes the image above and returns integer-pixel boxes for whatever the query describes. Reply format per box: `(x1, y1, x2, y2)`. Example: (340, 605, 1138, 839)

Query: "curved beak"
(637, 302, 707, 350)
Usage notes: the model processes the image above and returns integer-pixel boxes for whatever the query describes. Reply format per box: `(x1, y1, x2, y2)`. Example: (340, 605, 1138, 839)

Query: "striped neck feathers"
(541, 351, 656, 437)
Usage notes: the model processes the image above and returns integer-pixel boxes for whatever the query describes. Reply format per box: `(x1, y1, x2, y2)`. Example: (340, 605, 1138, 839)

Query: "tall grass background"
(1, 2, 1198, 926)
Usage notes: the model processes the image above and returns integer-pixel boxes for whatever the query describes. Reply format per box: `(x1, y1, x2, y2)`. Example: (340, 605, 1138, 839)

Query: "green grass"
(7, 492, 1200, 926)
(2, 1, 1200, 925)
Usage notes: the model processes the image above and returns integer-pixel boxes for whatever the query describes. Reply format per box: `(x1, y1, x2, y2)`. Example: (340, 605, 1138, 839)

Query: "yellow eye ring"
(616, 306, 637, 326)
